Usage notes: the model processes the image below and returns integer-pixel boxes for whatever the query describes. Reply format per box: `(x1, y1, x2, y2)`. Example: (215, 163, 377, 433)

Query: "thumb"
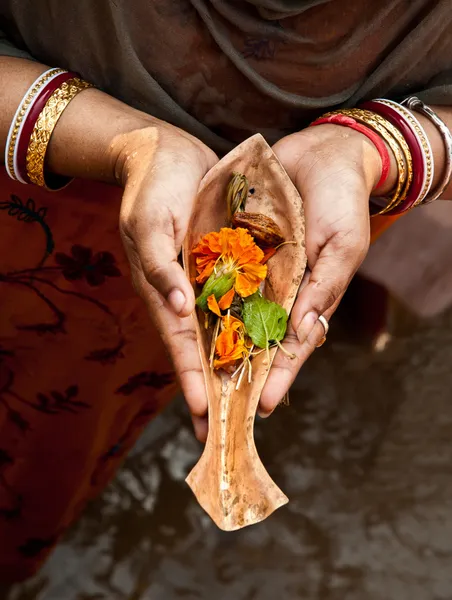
(120, 159, 203, 318)
(134, 214, 195, 318)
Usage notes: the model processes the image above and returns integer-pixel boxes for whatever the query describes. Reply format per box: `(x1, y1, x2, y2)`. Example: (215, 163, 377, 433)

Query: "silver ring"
(318, 315, 329, 336)
(316, 315, 329, 348)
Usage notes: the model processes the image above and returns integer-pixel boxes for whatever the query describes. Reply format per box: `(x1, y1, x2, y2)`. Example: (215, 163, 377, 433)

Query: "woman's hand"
(115, 121, 385, 435)
(259, 124, 388, 416)
(1, 58, 217, 440)
(113, 122, 217, 440)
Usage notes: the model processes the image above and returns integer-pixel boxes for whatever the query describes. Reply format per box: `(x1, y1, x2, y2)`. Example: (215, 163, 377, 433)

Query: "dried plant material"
(182, 134, 306, 531)
(227, 172, 249, 220)
(232, 212, 285, 248)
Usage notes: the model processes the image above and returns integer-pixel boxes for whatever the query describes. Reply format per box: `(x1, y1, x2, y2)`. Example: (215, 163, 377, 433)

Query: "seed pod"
(196, 271, 236, 312)
(227, 173, 249, 220)
(232, 212, 285, 248)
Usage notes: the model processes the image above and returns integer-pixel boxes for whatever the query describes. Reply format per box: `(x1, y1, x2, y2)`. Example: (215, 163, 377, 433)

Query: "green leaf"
(196, 271, 236, 312)
(242, 292, 288, 349)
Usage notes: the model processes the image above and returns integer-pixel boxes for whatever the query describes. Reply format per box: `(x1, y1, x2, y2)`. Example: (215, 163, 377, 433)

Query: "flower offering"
(191, 173, 296, 388)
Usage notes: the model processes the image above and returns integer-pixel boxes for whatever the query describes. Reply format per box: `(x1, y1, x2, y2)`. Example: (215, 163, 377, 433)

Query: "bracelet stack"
(361, 99, 434, 214)
(402, 97, 452, 205)
(5, 69, 452, 212)
(5, 68, 93, 190)
(310, 97, 452, 216)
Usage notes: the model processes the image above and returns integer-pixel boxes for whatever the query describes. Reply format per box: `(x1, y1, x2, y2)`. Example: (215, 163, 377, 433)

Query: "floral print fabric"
(0, 170, 177, 581)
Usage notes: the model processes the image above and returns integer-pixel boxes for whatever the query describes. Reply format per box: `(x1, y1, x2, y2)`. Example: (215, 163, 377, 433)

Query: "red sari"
(0, 170, 177, 581)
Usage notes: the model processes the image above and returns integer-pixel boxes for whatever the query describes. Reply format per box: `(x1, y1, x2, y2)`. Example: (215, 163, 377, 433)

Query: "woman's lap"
(0, 170, 176, 581)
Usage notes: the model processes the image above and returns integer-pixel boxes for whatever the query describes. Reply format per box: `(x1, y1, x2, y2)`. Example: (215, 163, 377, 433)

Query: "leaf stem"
(231, 360, 245, 380)
(275, 240, 297, 251)
(275, 339, 296, 359)
(209, 317, 221, 371)
(236, 360, 248, 390)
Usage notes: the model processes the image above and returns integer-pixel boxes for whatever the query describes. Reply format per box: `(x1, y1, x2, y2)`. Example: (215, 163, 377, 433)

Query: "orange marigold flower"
(207, 294, 222, 317)
(235, 262, 267, 297)
(218, 288, 235, 310)
(261, 247, 277, 264)
(223, 313, 244, 332)
(214, 314, 248, 370)
(207, 289, 235, 317)
(192, 231, 222, 283)
(192, 227, 267, 298)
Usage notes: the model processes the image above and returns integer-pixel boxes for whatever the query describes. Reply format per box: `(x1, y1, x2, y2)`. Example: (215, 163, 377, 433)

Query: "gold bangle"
(322, 108, 413, 214)
(348, 109, 413, 213)
(6, 68, 65, 181)
(375, 99, 434, 206)
(26, 77, 93, 189)
(335, 108, 413, 213)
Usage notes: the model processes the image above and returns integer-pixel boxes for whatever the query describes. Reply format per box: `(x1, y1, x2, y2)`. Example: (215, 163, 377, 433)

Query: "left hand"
(259, 123, 388, 416)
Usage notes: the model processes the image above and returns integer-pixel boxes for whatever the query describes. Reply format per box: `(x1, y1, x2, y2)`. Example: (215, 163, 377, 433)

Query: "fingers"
(259, 298, 337, 417)
(259, 227, 367, 415)
(126, 213, 195, 317)
(120, 158, 202, 318)
(260, 127, 374, 419)
(130, 265, 209, 438)
(118, 136, 218, 441)
(292, 164, 370, 342)
(259, 201, 369, 416)
(192, 415, 208, 443)
(149, 288, 207, 420)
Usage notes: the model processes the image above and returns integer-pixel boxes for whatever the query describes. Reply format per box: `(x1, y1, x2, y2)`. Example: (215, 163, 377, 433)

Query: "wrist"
(300, 124, 388, 194)
(113, 120, 216, 188)
(46, 87, 158, 185)
(322, 123, 398, 196)
(307, 118, 398, 198)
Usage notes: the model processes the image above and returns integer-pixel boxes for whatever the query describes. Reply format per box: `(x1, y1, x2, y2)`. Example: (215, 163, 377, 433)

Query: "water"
(7, 305, 452, 600)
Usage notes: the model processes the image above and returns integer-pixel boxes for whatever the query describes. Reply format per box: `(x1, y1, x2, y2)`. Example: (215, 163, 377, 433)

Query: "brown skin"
(260, 114, 451, 418)
(1, 57, 452, 441)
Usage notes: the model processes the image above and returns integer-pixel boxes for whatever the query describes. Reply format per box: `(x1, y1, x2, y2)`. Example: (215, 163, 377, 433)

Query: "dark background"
(6, 303, 452, 600)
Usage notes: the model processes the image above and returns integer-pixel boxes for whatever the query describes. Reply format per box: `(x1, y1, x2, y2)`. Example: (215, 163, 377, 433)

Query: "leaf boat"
(182, 134, 306, 530)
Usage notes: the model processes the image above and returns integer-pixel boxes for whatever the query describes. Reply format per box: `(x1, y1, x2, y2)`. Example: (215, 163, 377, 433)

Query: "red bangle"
(309, 114, 391, 190)
(16, 71, 76, 185)
(360, 100, 427, 214)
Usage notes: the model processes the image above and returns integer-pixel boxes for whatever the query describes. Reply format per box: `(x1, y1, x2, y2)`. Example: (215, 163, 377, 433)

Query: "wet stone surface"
(7, 307, 452, 600)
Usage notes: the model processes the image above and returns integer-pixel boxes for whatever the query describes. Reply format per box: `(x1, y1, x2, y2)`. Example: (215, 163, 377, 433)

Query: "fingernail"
(258, 409, 273, 419)
(168, 289, 186, 315)
(296, 311, 318, 345)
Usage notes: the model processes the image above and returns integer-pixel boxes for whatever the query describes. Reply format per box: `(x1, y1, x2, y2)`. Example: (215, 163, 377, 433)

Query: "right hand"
(114, 121, 217, 441)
